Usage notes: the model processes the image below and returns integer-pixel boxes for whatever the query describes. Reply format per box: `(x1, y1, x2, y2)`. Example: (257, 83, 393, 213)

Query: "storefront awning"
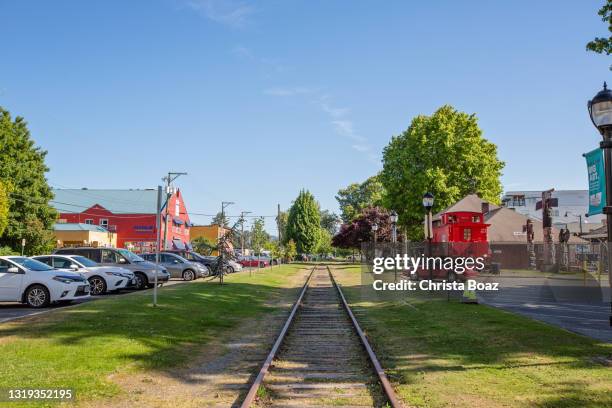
(173, 216, 184, 225)
(172, 239, 185, 250)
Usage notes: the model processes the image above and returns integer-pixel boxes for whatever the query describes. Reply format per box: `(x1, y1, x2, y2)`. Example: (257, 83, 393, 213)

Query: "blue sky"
(0, 0, 610, 232)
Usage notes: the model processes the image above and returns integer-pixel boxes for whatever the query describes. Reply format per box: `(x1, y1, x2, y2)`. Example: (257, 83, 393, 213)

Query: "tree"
(0, 180, 8, 237)
(315, 229, 333, 255)
(335, 175, 385, 223)
(191, 236, 216, 255)
(286, 190, 322, 254)
(283, 239, 297, 261)
(251, 218, 270, 252)
(587, 0, 612, 68)
(212, 211, 229, 227)
(332, 207, 393, 249)
(320, 210, 341, 236)
(380, 105, 504, 240)
(0, 108, 57, 254)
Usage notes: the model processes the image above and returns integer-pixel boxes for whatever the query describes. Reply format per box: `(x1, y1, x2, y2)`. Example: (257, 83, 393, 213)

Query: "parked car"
(165, 250, 237, 274)
(53, 247, 169, 289)
(0, 256, 90, 308)
(32, 255, 136, 295)
(238, 256, 270, 268)
(140, 252, 206, 280)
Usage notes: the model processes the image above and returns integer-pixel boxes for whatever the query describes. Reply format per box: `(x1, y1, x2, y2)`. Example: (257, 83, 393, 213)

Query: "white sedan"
(0, 256, 90, 308)
(32, 255, 136, 295)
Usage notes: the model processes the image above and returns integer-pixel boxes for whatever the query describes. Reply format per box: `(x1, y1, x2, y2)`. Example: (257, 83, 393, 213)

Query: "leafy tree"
(0, 180, 8, 237)
(380, 105, 504, 240)
(251, 218, 270, 252)
(283, 239, 297, 261)
(277, 210, 288, 244)
(587, 0, 612, 68)
(0, 108, 57, 254)
(336, 175, 384, 223)
(332, 207, 393, 249)
(315, 229, 332, 255)
(286, 190, 321, 254)
(212, 211, 229, 227)
(191, 236, 216, 255)
(320, 209, 341, 235)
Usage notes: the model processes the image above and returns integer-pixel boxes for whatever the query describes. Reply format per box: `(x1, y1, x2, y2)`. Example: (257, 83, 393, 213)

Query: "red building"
(52, 188, 192, 252)
(431, 194, 493, 259)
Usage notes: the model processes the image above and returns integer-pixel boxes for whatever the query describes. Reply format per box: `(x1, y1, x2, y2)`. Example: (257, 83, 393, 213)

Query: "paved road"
(0, 279, 186, 324)
(477, 272, 612, 343)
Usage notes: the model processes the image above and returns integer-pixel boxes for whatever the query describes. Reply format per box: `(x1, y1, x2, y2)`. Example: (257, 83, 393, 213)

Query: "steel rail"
(240, 265, 317, 408)
(327, 265, 405, 408)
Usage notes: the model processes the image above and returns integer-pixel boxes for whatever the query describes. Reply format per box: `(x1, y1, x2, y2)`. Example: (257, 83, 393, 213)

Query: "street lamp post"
(565, 211, 584, 235)
(423, 192, 435, 281)
(371, 223, 379, 260)
(390, 211, 398, 282)
(588, 82, 612, 327)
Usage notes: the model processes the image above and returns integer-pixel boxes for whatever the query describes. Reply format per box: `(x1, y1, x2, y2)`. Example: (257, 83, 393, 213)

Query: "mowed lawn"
(331, 265, 612, 408)
(0, 264, 308, 407)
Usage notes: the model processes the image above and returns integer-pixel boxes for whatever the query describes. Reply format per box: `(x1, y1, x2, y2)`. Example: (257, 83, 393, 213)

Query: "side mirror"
(70, 264, 79, 271)
(7, 267, 19, 273)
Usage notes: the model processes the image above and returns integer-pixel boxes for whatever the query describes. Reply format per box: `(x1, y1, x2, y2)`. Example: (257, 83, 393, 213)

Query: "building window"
(175, 199, 180, 216)
(463, 228, 472, 241)
(447, 215, 457, 223)
(85, 219, 94, 225)
(472, 215, 480, 223)
(511, 195, 526, 206)
(100, 219, 109, 228)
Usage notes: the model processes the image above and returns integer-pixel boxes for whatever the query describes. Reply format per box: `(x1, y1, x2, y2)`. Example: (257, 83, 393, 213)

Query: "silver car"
(140, 252, 206, 281)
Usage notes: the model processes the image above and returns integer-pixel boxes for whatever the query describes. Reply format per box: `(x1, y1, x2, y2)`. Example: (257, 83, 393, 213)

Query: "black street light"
(588, 82, 612, 327)
(423, 192, 435, 281)
(371, 223, 379, 245)
(389, 211, 398, 282)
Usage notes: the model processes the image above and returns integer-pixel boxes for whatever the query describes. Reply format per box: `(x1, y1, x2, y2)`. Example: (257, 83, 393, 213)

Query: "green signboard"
(584, 148, 606, 216)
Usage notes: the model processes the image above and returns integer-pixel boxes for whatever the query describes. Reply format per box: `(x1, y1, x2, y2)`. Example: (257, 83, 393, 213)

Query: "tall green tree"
(587, 0, 612, 68)
(320, 209, 341, 235)
(286, 190, 321, 254)
(0, 108, 57, 254)
(250, 218, 270, 252)
(380, 105, 504, 240)
(0, 180, 8, 237)
(335, 175, 384, 223)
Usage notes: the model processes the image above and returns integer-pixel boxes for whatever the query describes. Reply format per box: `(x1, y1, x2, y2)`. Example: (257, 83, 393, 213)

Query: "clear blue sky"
(0, 0, 610, 232)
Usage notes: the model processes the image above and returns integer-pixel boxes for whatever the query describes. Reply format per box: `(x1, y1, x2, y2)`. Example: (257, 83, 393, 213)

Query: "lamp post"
(423, 192, 435, 281)
(565, 211, 584, 235)
(588, 82, 612, 327)
(390, 211, 398, 282)
(371, 223, 379, 260)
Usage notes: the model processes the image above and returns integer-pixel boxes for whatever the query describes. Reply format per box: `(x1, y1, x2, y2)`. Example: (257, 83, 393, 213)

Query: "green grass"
(0, 264, 307, 407)
(332, 265, 612, 408)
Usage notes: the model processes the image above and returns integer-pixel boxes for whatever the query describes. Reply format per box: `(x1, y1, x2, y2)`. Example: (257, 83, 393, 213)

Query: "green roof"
(51, 189, 158, 214)
(53, 223, 110, 232)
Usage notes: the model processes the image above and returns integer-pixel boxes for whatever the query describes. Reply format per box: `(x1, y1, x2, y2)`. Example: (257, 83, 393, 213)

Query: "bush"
(0, 246, 17, 255)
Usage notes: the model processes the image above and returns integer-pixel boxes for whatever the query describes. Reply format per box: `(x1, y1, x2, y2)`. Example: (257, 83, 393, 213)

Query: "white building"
(502, 190, 604, 234)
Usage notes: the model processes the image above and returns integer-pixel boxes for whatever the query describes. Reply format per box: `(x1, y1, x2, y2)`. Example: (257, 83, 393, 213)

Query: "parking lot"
(0, 279, 186, 324)
(478, 271, 612, 343)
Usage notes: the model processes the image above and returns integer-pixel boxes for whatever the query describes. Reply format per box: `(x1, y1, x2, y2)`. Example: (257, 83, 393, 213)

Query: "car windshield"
(189, 252, 206, 261)
(117, 249, 145, 262)
(9, 257, 55, 271)
(71, 256, 98, 267)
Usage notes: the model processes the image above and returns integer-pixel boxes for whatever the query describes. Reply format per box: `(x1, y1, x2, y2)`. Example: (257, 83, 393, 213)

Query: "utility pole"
(219, 201, 234, 284)
(240, 211, 252, 257)
(161, 171, 187, 250)
(153, 186, 162, 307)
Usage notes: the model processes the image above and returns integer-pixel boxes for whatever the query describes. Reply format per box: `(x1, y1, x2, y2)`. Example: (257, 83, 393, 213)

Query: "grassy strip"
(332, 265, 612, 408)
(0, 264, 306, 407)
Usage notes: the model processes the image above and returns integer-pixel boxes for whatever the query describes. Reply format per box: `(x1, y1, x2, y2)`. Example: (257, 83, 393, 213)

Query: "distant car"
(0, 256, 90, 308)
(239, 256, 270, 268)
(53, 247, 169, 290)
(32, 255, 136, 295)
(140, 252, 206, 281)
(166, 250, 238, 274)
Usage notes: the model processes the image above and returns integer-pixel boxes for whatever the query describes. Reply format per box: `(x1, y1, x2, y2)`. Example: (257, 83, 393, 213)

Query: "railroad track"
(241, 265, 402, 408)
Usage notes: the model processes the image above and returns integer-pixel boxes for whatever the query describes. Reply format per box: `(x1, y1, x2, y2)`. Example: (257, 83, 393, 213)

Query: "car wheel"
(182, 269, 195, 281)
(25, 285, 50, 308)
(259, 262, 265, 268)
(227, 266, 235, 274)
(205, 265, 212, 276)
(134, 273, 148, 290)
(447, 270, 457, 283)
(89, 276, 107, 295)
